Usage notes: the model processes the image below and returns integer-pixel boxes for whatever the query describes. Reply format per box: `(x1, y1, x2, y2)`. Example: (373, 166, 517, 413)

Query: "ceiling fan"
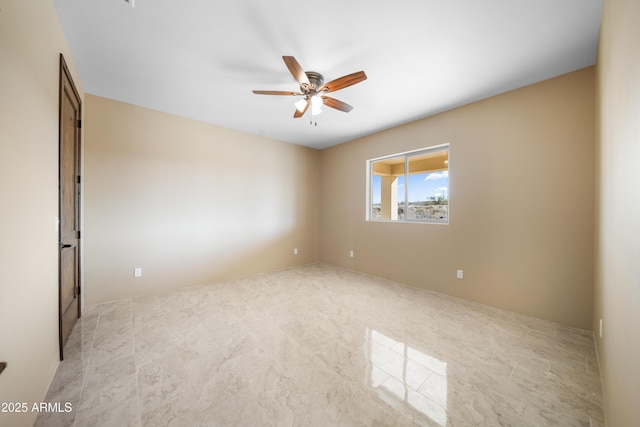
(252, 56, 367, 119)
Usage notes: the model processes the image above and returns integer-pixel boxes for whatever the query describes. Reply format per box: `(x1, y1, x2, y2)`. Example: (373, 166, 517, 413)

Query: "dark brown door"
(59, 54, 82, 360)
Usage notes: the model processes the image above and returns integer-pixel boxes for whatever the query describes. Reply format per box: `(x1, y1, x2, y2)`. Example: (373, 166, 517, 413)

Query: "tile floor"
(36, 263, 605, 426)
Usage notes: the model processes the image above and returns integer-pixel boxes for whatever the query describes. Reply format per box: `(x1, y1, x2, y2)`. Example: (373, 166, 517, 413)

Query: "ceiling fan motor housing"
(304, 71, 324, 92)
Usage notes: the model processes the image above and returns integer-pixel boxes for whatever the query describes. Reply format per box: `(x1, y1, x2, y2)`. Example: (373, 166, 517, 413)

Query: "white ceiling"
(53, 0, 602, 150)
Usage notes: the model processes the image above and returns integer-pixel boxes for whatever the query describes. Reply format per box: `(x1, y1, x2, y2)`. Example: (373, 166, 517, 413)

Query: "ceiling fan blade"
(252, 90, 302, 96)
(321, 96, 354, 113)
(319, 71, 367, 93)
(283, 56, 311, 87)
(294, 98, 310, 118)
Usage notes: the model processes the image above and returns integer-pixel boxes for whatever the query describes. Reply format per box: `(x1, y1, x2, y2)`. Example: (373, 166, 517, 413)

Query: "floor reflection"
(366, 328, 448, 426)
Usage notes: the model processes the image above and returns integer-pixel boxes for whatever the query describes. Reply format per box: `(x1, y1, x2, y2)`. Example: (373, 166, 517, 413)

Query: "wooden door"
(59, 54, 82, 360)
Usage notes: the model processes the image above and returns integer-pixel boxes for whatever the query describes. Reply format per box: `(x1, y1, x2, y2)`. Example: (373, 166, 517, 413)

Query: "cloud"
(424, 171, 448, 181)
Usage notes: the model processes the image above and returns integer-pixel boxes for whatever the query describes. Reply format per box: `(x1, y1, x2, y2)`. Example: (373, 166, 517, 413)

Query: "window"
(367, 145, 449, 223)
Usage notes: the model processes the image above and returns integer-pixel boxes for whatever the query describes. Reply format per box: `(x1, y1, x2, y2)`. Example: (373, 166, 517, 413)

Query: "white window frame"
(366, 144, 449, 224)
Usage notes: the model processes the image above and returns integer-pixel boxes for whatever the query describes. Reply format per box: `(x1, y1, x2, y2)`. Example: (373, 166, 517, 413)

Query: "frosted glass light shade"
(311, 95, 323, 116)
(294, 98, 308, 112)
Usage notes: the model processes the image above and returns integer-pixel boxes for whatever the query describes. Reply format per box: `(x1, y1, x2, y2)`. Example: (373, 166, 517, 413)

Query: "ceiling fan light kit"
(253, 56, 367, 123)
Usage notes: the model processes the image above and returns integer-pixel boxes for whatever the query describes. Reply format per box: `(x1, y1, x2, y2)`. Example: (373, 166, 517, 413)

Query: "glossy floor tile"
(36, 263, 605, 426)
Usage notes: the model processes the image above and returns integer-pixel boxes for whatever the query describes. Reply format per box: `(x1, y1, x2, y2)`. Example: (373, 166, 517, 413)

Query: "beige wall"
(320, 68, 595, 330)
(0, 1, 84, 426)
(594, 0, 640, 424)
(83, 95, 320, 304)
(4, 2, 623, 424)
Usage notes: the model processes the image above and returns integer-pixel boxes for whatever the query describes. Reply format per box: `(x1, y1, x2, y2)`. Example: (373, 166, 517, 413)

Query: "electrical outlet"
(349, 250, 354, 258)
(134, 268, 142, 278)
(294, 248, 298, 255)
(599, 319, 603, 338)
(456, 269, 464, 279)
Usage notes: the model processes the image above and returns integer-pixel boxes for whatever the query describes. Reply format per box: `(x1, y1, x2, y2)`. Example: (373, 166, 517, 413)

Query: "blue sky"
(372, 171, 448, 204)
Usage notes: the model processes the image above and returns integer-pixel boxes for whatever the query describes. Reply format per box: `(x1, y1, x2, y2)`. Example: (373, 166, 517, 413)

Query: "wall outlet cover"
(599, 319, 603, 338)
